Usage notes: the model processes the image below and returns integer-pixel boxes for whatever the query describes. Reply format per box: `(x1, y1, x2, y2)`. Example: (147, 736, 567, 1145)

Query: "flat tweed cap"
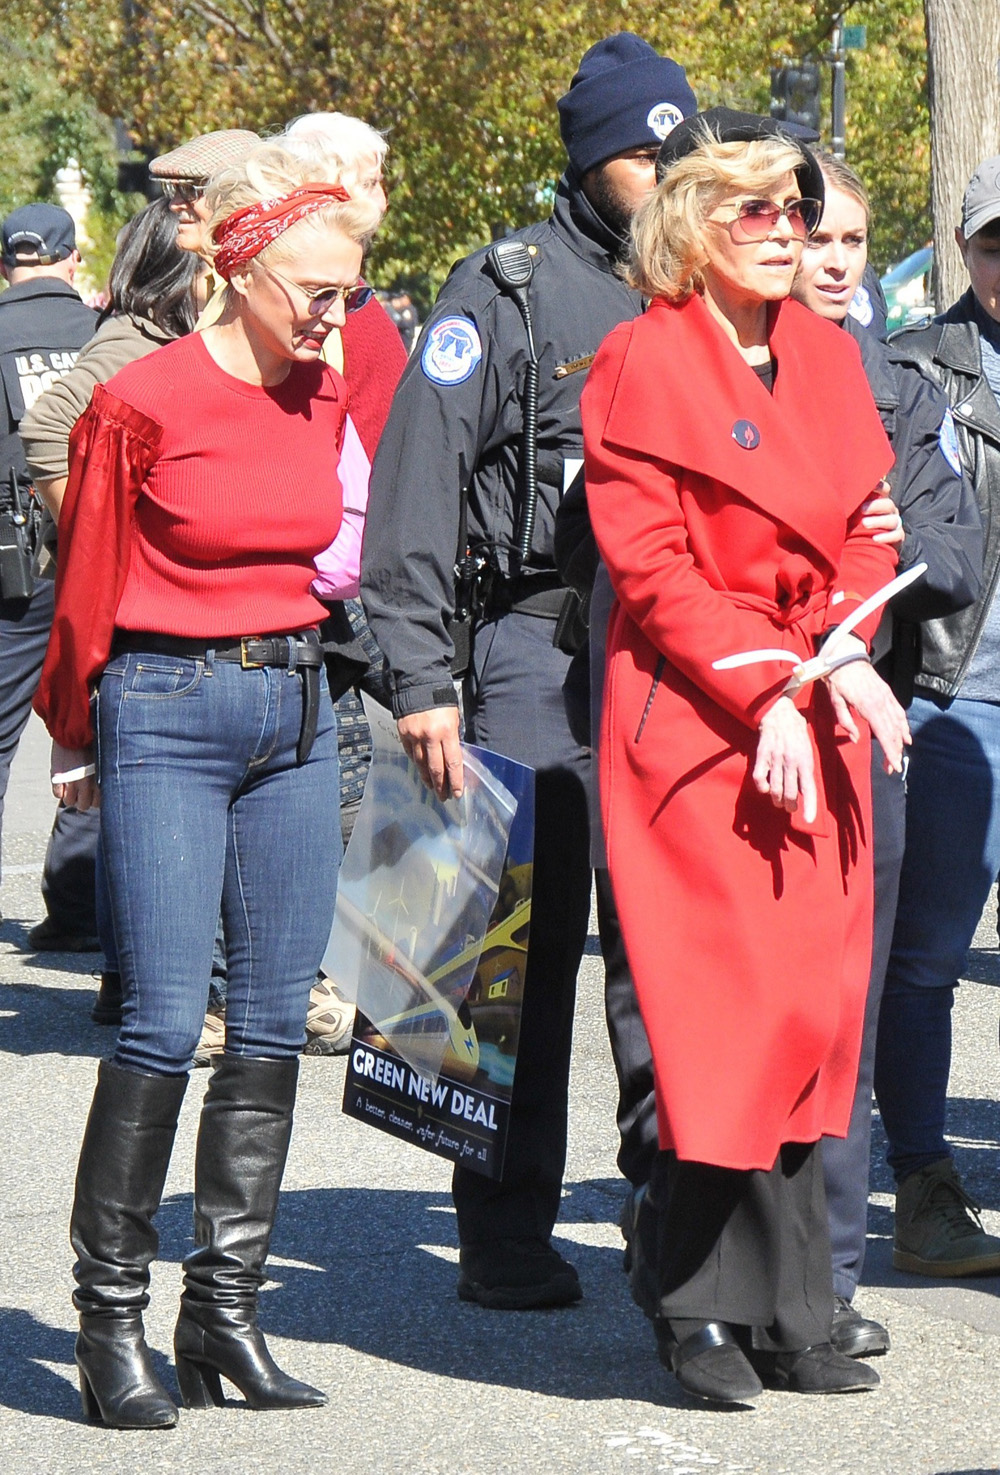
(149, 129, 261, 184)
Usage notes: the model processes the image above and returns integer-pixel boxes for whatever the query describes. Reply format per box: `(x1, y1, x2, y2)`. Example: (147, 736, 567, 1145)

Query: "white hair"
(283, 112, 388, 186)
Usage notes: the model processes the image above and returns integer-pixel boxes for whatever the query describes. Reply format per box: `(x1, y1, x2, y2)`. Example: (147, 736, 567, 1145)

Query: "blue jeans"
(874, 692, 1000, 1181)
(97, 648, 341, 1075)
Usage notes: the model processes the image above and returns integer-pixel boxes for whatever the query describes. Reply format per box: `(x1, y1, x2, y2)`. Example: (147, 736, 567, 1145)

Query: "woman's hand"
(397, 706, 465, 800)
(826, 648, 911, 773)
(50, 741, 99, 811)
(861, 483, 904, 546)
(753, 696, 818, 824)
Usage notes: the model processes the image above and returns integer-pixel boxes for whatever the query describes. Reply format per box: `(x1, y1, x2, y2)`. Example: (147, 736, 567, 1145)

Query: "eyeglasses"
(720, 197, 823, 240)
(257, 262, 375, 316)
(160, 181, 206, 205)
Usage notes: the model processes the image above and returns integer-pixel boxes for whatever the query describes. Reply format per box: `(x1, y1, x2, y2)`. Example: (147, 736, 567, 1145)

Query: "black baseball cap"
(656, 107, 825, 208)
(1, 204, 77, 267)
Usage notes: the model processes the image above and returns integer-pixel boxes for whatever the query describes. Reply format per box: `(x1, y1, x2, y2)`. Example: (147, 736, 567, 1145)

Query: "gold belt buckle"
(240, 637, 266, 669)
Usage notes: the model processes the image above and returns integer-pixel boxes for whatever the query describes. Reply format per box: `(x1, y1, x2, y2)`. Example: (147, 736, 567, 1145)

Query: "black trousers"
(821, 755, 906, 1298)
(0, 579, 98, 932)
(454, 611, 592, 1245)
(596, 867, 657, 1190)
(651, 1143, 834, 1352)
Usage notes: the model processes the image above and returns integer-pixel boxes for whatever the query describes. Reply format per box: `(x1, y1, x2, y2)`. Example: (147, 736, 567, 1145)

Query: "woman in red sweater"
(34, 143, 381, 1429)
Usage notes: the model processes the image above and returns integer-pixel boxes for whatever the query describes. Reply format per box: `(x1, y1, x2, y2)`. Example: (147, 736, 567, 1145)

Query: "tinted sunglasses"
(725, 196, 823, 240)
(159, 180, 206, 205)
(259, 262, 375, 316)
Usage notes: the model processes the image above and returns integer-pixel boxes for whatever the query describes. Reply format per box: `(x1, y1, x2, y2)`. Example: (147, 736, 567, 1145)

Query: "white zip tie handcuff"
(712, 563, 927, 696)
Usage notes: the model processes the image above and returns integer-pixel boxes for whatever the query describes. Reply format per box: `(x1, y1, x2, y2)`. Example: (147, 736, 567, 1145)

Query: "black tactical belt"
(110, 629, 324, 764)
(497, 574, 568, 620)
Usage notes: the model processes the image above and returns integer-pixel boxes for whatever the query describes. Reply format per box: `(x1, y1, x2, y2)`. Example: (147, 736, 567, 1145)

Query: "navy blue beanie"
(558, 33, 697, 176)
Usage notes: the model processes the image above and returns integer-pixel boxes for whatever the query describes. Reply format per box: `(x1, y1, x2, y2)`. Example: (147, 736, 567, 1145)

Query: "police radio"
(0, 470, 37, 601)
(485, 241, 538, 568)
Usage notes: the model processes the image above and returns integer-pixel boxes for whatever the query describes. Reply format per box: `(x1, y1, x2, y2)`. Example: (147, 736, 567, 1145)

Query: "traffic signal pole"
(831, 12, 847, 159)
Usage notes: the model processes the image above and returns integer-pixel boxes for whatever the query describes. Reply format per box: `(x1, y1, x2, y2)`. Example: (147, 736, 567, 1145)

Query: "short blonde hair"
(204, 140, 383, 273)
(284, 112, 388, 182)
(629, 129, 810, 302)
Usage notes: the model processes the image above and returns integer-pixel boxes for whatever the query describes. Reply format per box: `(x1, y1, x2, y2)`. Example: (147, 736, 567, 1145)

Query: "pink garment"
(311, 413, 369, 599)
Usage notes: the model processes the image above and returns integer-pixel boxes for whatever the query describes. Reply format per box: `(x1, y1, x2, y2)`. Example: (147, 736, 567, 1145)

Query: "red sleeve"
(341, 297, 407, 463)
(33, 386, 162, 749)
(823, 502, 899, 649)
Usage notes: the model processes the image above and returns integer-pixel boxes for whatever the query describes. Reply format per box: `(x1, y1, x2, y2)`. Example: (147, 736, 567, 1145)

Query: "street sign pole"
(831, 11, 846, 158)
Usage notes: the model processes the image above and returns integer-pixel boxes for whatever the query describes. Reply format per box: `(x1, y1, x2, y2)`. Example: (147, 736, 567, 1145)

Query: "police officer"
(362, 34, 696, 1309)
(0, 205, 98, 944)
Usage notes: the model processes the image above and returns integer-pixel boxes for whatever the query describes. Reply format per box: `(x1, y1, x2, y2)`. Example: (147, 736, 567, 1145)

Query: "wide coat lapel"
(598, 292, 891, 575)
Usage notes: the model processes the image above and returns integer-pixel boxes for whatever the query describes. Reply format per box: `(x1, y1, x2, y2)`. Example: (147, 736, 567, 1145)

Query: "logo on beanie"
(646, 102, 685, 141)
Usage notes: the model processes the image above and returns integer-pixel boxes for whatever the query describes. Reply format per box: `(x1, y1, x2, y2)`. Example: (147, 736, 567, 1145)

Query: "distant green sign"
(842, 25, 867, 49)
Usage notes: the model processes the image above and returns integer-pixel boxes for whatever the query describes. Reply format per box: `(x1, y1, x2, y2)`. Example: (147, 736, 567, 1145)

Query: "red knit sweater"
(35, 332, 348, 748)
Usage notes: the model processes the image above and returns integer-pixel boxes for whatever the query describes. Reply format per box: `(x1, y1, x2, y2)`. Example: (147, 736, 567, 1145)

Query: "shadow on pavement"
(0, 981, 112, 1057)
(146, 1180, 677, 1408)
(0, 1306, 173, 1423)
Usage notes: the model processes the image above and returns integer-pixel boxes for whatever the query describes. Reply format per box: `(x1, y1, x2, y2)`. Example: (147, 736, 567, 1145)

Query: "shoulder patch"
(938, 406, 962, 476)
(421, 315, 483, 386)
(848, 284, 874, 328)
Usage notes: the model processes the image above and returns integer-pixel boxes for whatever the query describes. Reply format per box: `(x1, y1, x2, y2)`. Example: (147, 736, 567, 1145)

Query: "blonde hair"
(813, 150, 870, 222)
(204, 140, 383, 273)
(629, 129, 811, 302)
(283, 112, 388, 195)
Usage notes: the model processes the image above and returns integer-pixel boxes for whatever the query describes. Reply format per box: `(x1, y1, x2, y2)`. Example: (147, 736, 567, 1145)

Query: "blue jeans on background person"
(96, 647, 341, 1077)
(874, 692, 1000, 1183)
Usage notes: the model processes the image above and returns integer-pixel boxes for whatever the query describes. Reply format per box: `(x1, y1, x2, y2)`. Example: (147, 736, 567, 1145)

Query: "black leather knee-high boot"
(71, 1059, 187, 1428)
(173, 1055, 325, 1411)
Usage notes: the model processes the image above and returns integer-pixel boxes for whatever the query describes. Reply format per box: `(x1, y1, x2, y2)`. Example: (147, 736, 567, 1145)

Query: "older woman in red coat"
(581, 112, 909, 1405)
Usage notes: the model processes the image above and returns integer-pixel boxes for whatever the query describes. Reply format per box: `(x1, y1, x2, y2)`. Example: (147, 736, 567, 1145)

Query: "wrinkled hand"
(826, 637, 910, 772)
(861, 484, 904, 546)
(50, 741, 99, 812)
(753, 695, 817, 824)
(397, 706, 464, 800)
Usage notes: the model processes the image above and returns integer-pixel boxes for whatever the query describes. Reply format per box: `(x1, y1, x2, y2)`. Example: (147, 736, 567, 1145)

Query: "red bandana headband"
(212, 182, 351, 280)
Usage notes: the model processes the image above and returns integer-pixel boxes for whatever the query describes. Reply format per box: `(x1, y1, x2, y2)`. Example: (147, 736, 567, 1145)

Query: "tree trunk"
(924, 0, 1000, 310)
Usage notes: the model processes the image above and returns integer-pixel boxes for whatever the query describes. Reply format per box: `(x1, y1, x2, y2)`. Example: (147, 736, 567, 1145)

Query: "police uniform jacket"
(888, 290, 1000, 698)
(361, 171, 642, 718)
(583, 291, 894, 1169)
(0, 277, 98, 485)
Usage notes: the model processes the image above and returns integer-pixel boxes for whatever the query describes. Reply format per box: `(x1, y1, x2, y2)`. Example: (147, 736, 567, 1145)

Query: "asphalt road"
(2, 713, 999, 1475)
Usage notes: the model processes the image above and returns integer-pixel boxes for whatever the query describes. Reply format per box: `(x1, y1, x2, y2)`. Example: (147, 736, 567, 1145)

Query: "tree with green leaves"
(17, 0, 930, 293)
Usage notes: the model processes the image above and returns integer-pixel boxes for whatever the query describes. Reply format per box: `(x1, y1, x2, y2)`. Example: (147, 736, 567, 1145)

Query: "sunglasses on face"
(258, 262, 375, 316)
(160, 180, 206, 205)
(723, 196, 823, 240)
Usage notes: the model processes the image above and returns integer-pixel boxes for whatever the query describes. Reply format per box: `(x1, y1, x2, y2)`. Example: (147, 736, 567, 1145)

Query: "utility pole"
(830, 12, 846, 159)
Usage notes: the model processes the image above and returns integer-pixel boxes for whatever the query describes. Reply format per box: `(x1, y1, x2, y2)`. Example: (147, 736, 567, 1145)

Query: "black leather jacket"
(890, 290, 1000, 698)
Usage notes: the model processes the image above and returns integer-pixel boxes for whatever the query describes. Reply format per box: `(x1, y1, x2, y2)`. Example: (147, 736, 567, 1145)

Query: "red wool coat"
(582, 292, 895, 1171)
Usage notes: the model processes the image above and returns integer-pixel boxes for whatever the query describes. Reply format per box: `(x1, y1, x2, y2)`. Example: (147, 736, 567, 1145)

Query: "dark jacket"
(847, 315, 983, 702)
(362, 170, 642, 717)
(889, 289, 1000, 697)
(0, 276, 98, 486)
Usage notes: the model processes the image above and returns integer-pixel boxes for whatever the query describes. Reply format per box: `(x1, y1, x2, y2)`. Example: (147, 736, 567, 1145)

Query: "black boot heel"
(178, 1056, 326, 1413)
(75, 1320, 178, 1429)
(78, 1371, 100, 1422)
(175, 1305, 326, 1410)
(175, 1353, 225, 1409)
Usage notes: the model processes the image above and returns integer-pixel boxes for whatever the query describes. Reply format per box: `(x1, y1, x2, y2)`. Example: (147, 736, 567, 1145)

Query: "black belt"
(493, 574, 569, 619)
(111, 629, 324, 764)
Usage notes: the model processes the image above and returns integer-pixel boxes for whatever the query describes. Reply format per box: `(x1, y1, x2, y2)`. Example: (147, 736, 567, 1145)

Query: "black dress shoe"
(656, 1321, 762, 1405)
(830, 1296, 890, 1358)
(27, 917, 101, 952)
(769, 1342, 880, 1394)
(457, 1239, 582, 1310)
